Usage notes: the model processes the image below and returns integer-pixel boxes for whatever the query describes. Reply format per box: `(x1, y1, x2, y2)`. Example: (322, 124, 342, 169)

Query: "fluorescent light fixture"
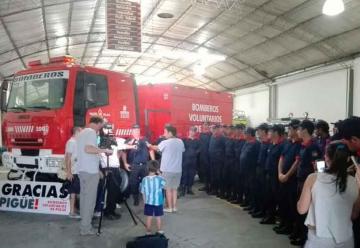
(322, 0, 345, 16)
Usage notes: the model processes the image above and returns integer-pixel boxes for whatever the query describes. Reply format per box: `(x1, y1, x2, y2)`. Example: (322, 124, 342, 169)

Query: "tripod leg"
(124, 199, 138, 225)
(97, 176, 107, 235)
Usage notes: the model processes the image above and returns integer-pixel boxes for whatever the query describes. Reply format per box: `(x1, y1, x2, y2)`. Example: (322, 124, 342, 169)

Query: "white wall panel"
(234, 87, 269, 126)
(276, 69, 348, 123)
(354, 58, 360, 116)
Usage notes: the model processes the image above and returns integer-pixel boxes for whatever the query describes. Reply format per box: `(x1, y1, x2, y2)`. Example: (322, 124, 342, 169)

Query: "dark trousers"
(254, 166, 266, 213)
(264, 170, 279, 218)
(247, 168, 257, 208)
(354, 217, 360, 248)
(279, 178, 297, 228)
(210, 156, 223, 193)
(222, 158, 235, 196)
(295, 180, 307, 240)
(105, 168, 122, 215)
(181, 160, 197, 188)
(200, 155, 211, 190)
(129, 163, 147, 196)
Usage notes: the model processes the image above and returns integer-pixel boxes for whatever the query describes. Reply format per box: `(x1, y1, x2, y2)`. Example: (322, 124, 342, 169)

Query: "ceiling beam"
(93, 40, 107, 66)
(0, 17, 26, 68)
(155, 0, 273, 78)
(66, 0, 74, 55)
(80, 0, 103, 62)
(40, 0, 50, 61)
(0, 0, 89, 18)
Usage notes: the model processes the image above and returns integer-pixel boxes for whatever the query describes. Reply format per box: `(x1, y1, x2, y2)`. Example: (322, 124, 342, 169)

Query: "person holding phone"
(297, 142, 360, 247)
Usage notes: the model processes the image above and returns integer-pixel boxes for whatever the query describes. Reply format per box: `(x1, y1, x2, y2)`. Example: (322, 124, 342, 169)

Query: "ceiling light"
(193, 63, 206, 77)
(322, 0, 345, 16)
(157, 13, 174, 19)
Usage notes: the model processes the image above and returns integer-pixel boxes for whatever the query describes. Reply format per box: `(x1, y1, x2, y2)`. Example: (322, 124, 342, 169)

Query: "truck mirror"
(86, 83, 96, 103)
(1, 80, 9, 112)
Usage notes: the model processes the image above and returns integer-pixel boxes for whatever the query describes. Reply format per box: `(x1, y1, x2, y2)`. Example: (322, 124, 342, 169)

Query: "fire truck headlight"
(46, 158, 64, 169)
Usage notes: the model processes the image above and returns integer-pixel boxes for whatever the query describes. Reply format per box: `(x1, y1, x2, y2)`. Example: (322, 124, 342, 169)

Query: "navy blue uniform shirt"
(296, 139, 321, 181)
(316, 136, 330, 158)
(281, 139, 302, 174)
(209, 134, 226, 157)
(183, 138, 200, 163)
(264, 140, 285, 172)
(126, 138, 150, 164)
(258, 140, 270, 168)
(225, 137, 236, 159)
(199, 132, 212, 157)
(239, 139, 260, 171)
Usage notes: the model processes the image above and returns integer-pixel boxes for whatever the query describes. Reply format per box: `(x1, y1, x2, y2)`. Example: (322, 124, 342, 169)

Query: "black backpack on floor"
(126, 234, 168, 248)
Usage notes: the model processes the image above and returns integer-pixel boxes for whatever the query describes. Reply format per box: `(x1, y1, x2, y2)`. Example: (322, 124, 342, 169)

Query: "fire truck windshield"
(7, 72, 68, 112)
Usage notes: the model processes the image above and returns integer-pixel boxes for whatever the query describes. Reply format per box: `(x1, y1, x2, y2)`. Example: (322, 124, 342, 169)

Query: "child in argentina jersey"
(140, 160, 166, 235)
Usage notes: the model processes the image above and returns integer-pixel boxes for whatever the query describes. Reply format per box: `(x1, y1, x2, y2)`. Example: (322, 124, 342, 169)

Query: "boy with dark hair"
(141, 160, 166, 235)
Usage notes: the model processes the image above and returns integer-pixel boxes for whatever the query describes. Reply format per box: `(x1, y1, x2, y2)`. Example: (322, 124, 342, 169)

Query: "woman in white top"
(298, 142, 360, 248)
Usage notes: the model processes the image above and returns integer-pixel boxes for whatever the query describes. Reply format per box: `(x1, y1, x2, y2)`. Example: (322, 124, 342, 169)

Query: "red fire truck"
(0, 56, 233, 180)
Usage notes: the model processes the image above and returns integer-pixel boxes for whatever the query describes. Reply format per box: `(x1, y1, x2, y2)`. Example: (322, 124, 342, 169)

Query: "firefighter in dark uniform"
(274, 119, 301, 235)
(198, 122, 212, 193)
(208, 124, 226, 196)
(340, 117, 360, 248)
(260, 124, 285, 225)
(291, 120, 321, 246)
(230, 124, 246, 204)
(239, 127, 260, 212)
(252, 123, 270, 217)
(180, 126, 200, 196)
(121, 124, 155, 206)
(315, 119, 331, 156)
(222, 125, 237, 199)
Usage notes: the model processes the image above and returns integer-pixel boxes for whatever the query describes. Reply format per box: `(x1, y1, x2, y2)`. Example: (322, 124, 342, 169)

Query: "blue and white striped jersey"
(140, 175, 166, 206)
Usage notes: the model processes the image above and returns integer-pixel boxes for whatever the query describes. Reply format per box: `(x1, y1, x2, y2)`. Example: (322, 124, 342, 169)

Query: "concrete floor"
(0, 184, 291, 248)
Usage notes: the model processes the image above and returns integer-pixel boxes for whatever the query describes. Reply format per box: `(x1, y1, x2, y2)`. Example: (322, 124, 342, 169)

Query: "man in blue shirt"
(222, 126, 237, 200)
(260, 124, 286, 225)
(198, 122, 212, 193)
(122, 124, 155, 206)
(208, 124, 226, 196)
(274, 119, 301, 235)
(230, 124, 246, 204)
(239, 127, 260, 211)
(292, 120, 321, 246)
(315, 119, 331, 157)
(180, 126, 200, 196)
(252, 123, 270, 217)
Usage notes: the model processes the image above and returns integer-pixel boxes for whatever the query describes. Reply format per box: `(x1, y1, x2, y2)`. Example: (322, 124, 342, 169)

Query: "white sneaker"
(172, 208, 178, 213)
(80, 229, 96, 236)
(93, 211, 101, 218)
(163, 208, 173, 213)
(157, 230, 165, 235)
(69, 213, 81, 219)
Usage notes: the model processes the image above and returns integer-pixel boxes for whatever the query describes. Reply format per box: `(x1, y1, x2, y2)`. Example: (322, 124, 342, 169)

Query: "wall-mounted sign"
(106, 0, 141, 52)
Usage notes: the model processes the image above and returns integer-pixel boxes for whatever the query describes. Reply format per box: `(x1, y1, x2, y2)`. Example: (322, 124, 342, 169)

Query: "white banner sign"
(0, 181, 70, 215)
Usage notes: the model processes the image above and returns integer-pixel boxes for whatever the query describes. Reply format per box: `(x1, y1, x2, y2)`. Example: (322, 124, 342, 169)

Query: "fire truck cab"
(1, 56, 137, 180)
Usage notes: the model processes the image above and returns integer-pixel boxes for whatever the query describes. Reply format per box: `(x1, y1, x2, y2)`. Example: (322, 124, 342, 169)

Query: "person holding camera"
(122, 124, 155, 206)
(77, 116, 112, 236)
(65, 126, 82, 219)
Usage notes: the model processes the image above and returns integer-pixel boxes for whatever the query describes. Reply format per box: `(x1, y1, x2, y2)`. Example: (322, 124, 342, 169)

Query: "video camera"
(99, 123, 117, 150)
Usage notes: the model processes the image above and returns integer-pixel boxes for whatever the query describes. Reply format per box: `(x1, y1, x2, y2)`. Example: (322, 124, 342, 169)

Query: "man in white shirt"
(65, 126, 82, 219)
(152, 125, 185, 213)
(77, 116, 112, 236)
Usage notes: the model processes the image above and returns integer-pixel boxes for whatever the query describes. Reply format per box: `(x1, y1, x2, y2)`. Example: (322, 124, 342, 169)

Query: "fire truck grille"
(13, 138, 43, 147)
(21, 149, 40, 156)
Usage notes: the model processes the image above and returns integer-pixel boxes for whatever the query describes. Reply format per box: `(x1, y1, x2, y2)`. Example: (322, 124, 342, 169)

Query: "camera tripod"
(97, 154, 146, 236)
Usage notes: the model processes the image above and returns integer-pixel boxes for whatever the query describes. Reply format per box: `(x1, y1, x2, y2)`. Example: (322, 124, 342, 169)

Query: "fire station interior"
(1, 0, 360, 248)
